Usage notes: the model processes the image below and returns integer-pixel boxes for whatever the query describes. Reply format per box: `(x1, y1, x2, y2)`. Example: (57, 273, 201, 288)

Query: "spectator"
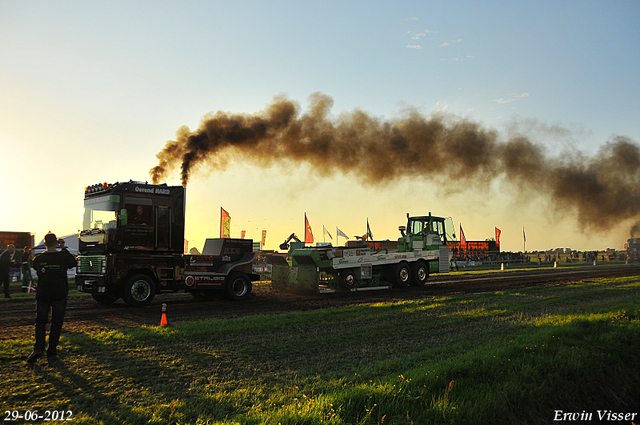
(0, 244, 18, 298)
(26, 233, 77, 364)
(21, 246, 34, 293)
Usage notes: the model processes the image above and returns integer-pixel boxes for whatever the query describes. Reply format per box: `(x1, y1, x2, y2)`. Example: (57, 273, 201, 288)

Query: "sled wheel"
(410, 261, 429, 286)
(340, 269, 358, 290)
(394, 262, 412, 288)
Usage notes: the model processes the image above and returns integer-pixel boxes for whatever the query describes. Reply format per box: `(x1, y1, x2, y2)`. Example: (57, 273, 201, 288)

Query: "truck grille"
(78, 255, 106, 275)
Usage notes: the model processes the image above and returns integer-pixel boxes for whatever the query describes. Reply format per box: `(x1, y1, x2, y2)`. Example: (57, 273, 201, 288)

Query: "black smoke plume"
(150, 93, 640, 235)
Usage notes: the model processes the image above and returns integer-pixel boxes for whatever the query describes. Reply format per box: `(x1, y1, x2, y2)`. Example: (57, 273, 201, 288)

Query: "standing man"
(0, 244, 18, 298)
(27, 233, 77, 364)
(21, 246, 34, 293)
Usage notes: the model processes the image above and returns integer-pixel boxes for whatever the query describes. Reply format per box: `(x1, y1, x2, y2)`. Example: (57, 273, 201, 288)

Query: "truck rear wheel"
(225, 273, 252, 301)
(393, 262, 412, 287)
(410, 261, 429, 286)
(122, 274, 156, 307)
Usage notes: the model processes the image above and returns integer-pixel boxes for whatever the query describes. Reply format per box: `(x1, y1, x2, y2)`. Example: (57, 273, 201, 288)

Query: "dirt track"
(2, 264, 640, 341)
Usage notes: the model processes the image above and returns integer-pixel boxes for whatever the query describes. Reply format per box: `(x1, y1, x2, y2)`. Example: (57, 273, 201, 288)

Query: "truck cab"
(77, 181, 186, 306)
(79, 181, 185, 255)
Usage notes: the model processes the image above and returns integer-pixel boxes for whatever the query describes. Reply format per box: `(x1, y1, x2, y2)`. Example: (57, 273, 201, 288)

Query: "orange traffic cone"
(160, 303, 168, 326)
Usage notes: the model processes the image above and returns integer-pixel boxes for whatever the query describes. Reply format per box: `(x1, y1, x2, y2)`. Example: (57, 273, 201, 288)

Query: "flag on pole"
(495, 227, 501, 247)
(304, 213, 314, 244)
(220, 208, 231, 238)
(523, 227, 526, 242)
(336, 227, 349, 240)
(240, 230, 246, 239)
(261, 230, 267, 247)
(366, 218, 373, 240)
(323, 225, 333, 240)
(460, 224, 467, 247)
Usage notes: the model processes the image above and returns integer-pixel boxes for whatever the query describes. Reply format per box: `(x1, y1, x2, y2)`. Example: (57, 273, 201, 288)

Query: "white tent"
(33, 234, 79, 255)
(33, 234, 78, 278)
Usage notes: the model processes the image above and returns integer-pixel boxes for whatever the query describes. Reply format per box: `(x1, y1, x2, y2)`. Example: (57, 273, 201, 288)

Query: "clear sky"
(1, 0, 639, 253)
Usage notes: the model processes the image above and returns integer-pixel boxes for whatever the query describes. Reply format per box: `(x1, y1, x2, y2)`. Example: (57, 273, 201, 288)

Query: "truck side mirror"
(119, 209, 128, 226)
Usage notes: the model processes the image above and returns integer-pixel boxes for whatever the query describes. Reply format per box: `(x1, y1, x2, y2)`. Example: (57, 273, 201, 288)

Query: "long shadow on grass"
(28, 361, 154, 424)
(51, 331, 254, 424)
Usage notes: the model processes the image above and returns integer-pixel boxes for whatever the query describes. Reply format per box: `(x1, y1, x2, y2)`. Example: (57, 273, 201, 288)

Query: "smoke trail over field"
(150, 93, 640, 234)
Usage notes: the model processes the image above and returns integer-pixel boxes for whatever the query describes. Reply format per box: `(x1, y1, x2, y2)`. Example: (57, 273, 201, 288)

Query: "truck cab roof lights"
(85, 182, 112, 194)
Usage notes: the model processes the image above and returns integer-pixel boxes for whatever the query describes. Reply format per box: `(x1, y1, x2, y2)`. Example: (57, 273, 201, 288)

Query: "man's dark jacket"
(0, 250, 14, 273)
(32, 250, 77, 301)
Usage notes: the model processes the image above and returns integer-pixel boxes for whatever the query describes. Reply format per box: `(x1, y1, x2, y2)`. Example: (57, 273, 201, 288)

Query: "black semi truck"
(76, 181, 258, 307)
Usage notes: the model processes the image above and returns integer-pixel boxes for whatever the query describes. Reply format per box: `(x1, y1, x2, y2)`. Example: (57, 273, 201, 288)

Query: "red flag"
(460, 224, 467, 247)
(240, 230, 246, 239)
(220, 207, 231, 238)
(495, 227, 501, 247)
(261, 230, 267, 247)
(304, 213, 314, 244)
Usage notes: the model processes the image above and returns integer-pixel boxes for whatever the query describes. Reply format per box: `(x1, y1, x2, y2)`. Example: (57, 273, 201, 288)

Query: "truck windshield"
(81, 195, 119, 233)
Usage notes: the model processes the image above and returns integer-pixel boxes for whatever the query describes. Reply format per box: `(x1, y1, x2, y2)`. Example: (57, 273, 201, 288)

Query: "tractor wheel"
(225, 272, 252, 301)
(122, 274, 156, 307)
(340, 269, 358, 290)
(393, 262, 412, 288)
(410, 261, 429, 286)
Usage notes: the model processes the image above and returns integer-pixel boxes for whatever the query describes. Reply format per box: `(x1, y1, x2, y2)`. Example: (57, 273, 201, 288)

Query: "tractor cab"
(398, 213, 454, 252)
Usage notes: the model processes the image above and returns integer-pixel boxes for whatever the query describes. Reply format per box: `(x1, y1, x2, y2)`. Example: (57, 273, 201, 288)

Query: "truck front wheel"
(225, 273, 252, 301)
(123, 274, 156, 307)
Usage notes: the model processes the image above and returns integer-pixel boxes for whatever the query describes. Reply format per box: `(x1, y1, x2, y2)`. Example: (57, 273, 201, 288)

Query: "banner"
(304, 213, 314, 244)
(495, 227, 501, 247)
(261, 230, 267, 247)
(220, 207, 231, 238)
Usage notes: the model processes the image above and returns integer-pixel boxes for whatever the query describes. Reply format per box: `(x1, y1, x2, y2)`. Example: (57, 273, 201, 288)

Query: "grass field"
(2, 275, 639, 424)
